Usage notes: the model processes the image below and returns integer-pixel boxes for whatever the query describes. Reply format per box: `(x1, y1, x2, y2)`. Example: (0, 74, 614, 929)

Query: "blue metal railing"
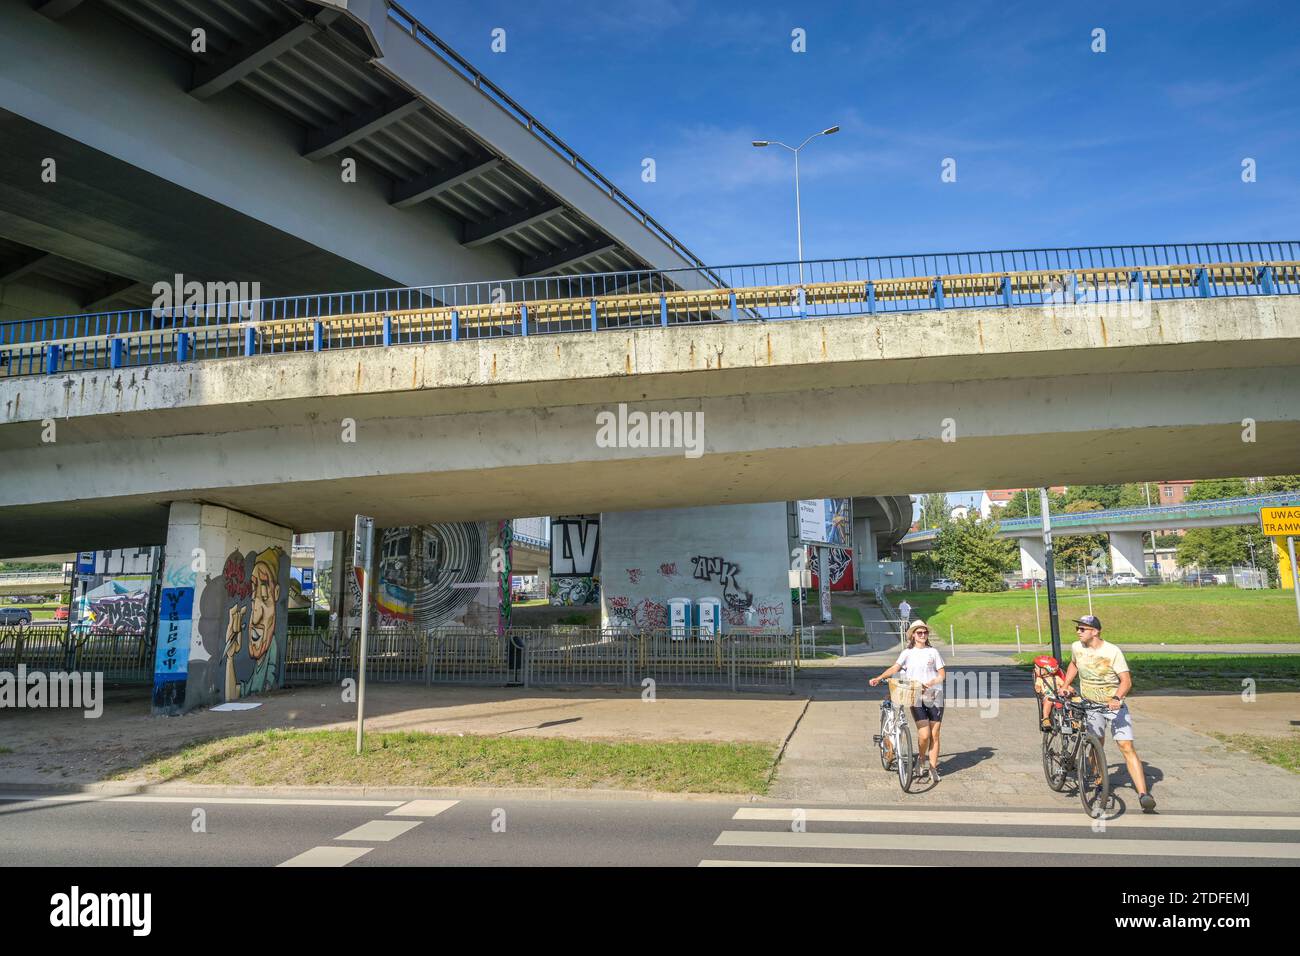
(903, 492, 1300, 541)
(1, 242, 1297, 380)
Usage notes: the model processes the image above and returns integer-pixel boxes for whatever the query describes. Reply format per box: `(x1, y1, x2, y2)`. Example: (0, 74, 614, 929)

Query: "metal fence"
(3, 242, 1297, 378)
(0, 624, 154, 682)
(283, 625, 795, 691)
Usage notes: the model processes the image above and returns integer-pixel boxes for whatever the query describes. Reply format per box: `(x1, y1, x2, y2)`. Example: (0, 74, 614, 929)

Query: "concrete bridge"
(900, 491, 1300, 578)
(1, 257, 1298, 558)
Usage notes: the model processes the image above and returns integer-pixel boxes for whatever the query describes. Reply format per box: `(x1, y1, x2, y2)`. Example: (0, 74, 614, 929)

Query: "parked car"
(53, 605, 69, 620)
(0, 606, 32, 625)
(1183, 571, 1219, 586)
(930, 578, 961, 591)
(1110, 572, 1144, 586)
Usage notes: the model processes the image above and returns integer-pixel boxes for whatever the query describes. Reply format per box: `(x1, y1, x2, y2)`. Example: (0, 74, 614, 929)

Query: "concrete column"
(853, 515, 876, 591)
(1019, 535, 1046, 580)
(152, 503, 291, 715)
(1109, 530, 1147, 576)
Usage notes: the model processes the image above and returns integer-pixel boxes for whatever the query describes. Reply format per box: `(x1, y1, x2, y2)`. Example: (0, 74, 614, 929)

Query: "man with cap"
(1058, 614, 1156, 812)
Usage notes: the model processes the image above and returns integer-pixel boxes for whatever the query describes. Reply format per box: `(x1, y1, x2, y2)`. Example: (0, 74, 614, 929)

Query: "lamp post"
(752, 126, 840, 284)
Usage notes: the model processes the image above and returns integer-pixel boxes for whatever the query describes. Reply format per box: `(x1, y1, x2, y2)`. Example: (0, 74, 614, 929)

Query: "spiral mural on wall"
(372, 522, 496, 629)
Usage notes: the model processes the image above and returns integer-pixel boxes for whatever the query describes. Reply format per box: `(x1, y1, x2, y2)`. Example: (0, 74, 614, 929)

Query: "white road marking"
(699, 859, 925, 867)
(387, 799, 459, 817)
(278, 846, 374, 867)
(714, 830, 1300, 860)
(334, 819, 423, 842)
(732, 808, 1300, 830)
(0, 794, 405, 808)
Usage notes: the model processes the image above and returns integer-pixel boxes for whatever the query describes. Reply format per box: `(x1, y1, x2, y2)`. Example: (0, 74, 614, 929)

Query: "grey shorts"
(1085, 701, 1134, 742)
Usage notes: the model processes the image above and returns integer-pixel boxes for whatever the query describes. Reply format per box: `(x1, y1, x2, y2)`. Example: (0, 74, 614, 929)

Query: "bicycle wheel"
(896, 719, 915, 792)
(878, 707, 895, 771)
(1078, 733, 1112, 818)
(1042, 725, 1069, 792)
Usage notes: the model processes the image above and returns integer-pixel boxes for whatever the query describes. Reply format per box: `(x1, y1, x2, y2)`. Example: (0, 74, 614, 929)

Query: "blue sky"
(406, 0, 1299, 267)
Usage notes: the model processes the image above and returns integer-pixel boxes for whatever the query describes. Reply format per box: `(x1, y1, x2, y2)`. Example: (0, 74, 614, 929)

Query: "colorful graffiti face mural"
(219, 548, 285, 701)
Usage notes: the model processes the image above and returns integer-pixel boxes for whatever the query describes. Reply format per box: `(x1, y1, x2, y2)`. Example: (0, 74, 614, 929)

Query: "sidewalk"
(770, 653, 1300, 812)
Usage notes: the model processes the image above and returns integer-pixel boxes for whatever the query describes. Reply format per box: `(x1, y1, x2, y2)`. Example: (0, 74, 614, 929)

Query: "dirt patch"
(1135, 690, 1300, 738)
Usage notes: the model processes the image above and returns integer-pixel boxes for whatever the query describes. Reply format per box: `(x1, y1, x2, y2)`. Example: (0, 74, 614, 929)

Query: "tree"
(1255, 475, 1300, 493)
(917, 492, 950, 531)
(1117, 482, 1160, 508)
(1064, 484, 1122, 510)
(1186, 477, 1248, 502)
(1000, 489, 1064, 519)
(932, 511, 1018, 591)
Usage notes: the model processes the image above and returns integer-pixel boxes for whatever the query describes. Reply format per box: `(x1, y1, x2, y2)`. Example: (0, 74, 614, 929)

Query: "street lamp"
(752, 126, 840, 284)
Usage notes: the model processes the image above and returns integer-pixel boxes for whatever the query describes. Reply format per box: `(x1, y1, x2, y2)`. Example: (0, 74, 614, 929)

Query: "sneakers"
(1139, 792, 1157, 813)
(1040, 718, 1053, 733)
(929, 765, 941, 783)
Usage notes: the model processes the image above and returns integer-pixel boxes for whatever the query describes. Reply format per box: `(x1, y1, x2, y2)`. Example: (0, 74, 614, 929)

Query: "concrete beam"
(462, 200, 563, 247)
(390, 154, 501, 208)
(521, 237, 619, 277)
(34, 0, 84, 19)
(0, 249, 55, 284)
(1108, 530, 1147, 576)
(80, 277, 146, 311)
(190, 11, 340, 100)
(302, 96, 424, 161)
(1019, 537, 1046, 580)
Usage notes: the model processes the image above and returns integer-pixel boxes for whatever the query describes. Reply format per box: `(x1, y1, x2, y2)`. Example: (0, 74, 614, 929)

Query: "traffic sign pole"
(353, 515, 374, 756)
(1290, 537, 1300, 626)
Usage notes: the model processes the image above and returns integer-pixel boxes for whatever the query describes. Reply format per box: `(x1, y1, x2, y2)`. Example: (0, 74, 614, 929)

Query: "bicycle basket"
(888, 678, 920, 708)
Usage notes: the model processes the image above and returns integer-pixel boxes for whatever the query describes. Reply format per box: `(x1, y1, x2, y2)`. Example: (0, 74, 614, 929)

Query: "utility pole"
(1041, 488, 1062, 662)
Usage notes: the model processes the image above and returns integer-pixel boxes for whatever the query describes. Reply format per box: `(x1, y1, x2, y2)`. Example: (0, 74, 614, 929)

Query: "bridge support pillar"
(853, 515, 877, 591)
(151, 503, 292, 716)
(1108, 530, 1147, 577)
(1019, 535, 1046, 580)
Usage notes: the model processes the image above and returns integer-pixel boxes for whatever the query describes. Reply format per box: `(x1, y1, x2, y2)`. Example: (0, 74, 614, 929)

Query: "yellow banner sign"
(1260, 506, 1300, 536)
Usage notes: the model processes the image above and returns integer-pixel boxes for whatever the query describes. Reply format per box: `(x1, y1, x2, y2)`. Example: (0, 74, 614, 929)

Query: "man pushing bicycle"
(1057, 615, 1157, 813)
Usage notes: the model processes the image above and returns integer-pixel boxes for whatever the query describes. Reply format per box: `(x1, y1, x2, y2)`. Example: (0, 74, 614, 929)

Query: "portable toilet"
(667, 597, 691, 640)
(696, 596, 721, 640)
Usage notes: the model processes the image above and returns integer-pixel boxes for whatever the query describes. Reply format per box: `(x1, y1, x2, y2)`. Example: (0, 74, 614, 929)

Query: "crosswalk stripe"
(278, 846, 373, 867)
(732, 808, 1300, 831)
(0, 794, 405, 808)
(386, 800, 459, 817)
(714, 830, 1300, 860)
(334, 820, 422, 842)
(699, 859, 924, 867)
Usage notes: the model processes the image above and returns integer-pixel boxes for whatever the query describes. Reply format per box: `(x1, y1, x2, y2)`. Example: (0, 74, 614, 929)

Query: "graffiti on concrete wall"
(88, 591, 148, 634)
(550, 576, 599, 606)
(551, 515, 599, 576)
(609, 595, 668, 629)
(151, 586, 194, 712)
(691, 554, 754, 616)
(187, 547, 289, 705)
(362, 522, 500, 630)
(809, 546, 854, 592)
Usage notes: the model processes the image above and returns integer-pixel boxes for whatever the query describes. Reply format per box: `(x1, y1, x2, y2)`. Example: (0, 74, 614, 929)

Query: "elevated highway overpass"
(0, 0, 711, 328)
(1, 246, 1298, 558)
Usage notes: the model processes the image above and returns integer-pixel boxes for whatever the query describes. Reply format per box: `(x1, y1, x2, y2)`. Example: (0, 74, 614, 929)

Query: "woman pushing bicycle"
(870, 619, 946, 782)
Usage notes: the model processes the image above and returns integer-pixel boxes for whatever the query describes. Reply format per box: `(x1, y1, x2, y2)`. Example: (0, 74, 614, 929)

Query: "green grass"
(1012, 653, 1300, 692)
(110, 729, 776, 794)
(0, 746, 12, 755)
(896, 587, 1300, 644)
(1213, 732, 1300, 774)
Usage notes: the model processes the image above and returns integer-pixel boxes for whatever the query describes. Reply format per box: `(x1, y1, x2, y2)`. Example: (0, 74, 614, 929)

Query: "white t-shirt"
(895, 647, 945, 702)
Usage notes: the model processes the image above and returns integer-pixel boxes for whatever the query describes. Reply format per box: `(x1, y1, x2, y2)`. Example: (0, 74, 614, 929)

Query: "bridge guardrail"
(2, 245, 1297, 380)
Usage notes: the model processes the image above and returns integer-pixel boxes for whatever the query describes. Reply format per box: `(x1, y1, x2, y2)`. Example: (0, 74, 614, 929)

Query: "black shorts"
(909, 702, 944, 724)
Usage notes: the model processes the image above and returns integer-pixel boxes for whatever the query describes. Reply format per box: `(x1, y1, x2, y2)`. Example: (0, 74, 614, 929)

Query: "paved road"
(1, 792, 1296, 867)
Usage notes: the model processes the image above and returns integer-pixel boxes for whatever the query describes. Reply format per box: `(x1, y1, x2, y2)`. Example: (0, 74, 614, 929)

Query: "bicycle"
(872, 677, 923, 793)
(1041, 688, 1115, 818)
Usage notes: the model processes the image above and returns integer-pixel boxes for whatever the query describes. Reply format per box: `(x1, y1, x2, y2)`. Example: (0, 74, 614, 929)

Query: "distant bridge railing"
(902, 491, 1300, 543)
(2, 243, 1297, 380)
